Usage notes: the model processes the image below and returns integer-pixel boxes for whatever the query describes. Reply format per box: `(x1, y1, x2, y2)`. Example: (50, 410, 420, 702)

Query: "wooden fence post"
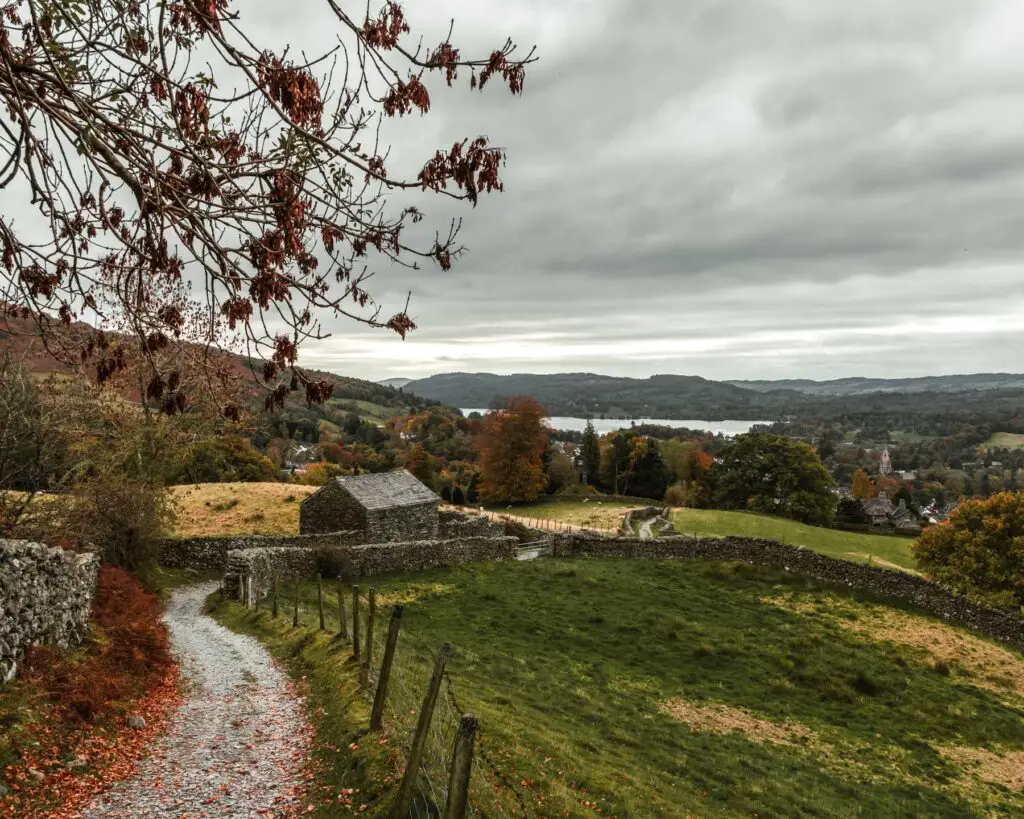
(292, 585, 300, 628)
(352, 585, 361, 661)
(272, 575, 279, 619)
(317, 574, 326, 631)
(370, 605, 403, 731)
(444, 714, 480, 819)
(361, 588, 377, 686)
(390, 643, 452, 819)
(337, 581, 348, 640)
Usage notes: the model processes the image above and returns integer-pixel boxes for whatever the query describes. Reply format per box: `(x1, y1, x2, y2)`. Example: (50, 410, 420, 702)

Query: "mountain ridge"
(401, 371, 1024, 420)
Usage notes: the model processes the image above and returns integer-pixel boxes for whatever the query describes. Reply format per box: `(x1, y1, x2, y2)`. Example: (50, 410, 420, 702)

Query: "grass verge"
(207, 592, 399, 816)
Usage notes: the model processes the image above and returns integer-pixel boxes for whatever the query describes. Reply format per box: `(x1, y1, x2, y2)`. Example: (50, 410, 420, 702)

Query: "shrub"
(168, 436, 277, 484)
(23, 566, 172, 720)
(451, 486, 466, 505)
(283, 494, 297, 503)
(664, 482, 687, 506)
(58, 475, 175, 571)
(315, 547, 356, 580)
(441, 485, 452, 503)
(557, 482, 602, 498)
(296, 462, 344, 486)
(503, 520, 534, 543)
(913, 492, 1024, 608)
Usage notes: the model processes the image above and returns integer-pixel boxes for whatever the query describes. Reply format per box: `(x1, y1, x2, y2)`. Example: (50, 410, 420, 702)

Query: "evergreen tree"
(581, 420, 601, 486)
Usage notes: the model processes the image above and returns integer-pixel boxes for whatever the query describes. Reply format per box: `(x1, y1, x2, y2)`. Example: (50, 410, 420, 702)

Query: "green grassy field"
(673, 508, 917, 571)
(489, 499, 639, 530)
(984, 432, 1024, 450)
(215, 559, 1024, 818)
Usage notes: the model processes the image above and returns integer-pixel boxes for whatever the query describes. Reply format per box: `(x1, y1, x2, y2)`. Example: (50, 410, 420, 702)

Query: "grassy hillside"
(673, 508, 917, 571)
(984, 432, 1024, 450)
(215, 559, 1024, 817)
(168, 483, 314, 537)
(488, 499, 640, 530)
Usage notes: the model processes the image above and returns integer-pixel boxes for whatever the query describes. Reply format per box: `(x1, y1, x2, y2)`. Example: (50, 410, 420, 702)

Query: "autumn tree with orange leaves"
(475, 397, 549, 504)
(0, 1, 534, 416)
(851, 468, 876, 500)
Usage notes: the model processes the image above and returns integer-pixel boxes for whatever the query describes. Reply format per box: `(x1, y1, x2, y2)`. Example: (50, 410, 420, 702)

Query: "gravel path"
(81, 583, 310, 818)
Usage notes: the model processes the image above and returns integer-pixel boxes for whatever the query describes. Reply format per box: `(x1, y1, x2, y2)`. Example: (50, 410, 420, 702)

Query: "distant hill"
(403, 372, 798, 420)
(403, 370, 1024, 422)
(728, 374, 1024, 396)
(378, 377, 413, 389)
(0, 314, 445, 429)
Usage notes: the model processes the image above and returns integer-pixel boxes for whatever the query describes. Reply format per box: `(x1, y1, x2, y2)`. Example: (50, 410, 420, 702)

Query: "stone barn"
(299, 470, 440, 542)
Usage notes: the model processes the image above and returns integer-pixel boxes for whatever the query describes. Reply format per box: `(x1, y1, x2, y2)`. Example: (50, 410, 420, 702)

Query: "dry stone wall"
(438, 513, 504, 539)
(159, 530, 364, 570)
(0, 540, 100, 683)
(552, 533, 1024, 651)
(226, 535, 518, 606)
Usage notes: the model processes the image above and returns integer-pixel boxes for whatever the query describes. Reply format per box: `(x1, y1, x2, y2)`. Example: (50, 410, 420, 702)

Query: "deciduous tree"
(0, 1, 534, 413)
(851, 469, 875, 500)
(913, 492, 1024, 608)
(712, 432, 837, 526)
(475, 396, 548, 503)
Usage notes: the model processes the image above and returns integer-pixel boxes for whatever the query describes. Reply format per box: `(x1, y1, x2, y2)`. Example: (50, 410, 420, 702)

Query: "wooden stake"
(352, 585, 360, 661)
(317, 574, 325, 631)
(444, 714, 480, 819)
(390, 643, 452, 818)
(370, 605, 403, 731)
(337, 581, 348, 640)
(361, 588, 377, 686)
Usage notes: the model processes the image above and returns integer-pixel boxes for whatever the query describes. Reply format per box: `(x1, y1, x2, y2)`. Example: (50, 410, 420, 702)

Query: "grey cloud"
(56, 1, 1024, 381)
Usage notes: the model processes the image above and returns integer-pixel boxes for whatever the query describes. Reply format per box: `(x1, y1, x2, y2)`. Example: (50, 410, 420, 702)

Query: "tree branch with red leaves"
(0, 0, 534, 415)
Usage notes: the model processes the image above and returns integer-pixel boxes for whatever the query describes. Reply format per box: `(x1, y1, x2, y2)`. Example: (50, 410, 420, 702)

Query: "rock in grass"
(127, 715, 146, 729)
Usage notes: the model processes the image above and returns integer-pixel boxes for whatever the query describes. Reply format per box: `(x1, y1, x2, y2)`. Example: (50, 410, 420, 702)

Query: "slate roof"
(333, 470, 439, 511)
(862, 493, 896, 517)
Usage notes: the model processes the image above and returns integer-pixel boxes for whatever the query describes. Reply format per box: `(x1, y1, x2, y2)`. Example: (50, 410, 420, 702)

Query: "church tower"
(880, 448, 893, 476)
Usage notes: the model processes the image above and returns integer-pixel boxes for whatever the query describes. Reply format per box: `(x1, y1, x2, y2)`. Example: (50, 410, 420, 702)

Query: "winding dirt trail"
(80, 583, 310, 818)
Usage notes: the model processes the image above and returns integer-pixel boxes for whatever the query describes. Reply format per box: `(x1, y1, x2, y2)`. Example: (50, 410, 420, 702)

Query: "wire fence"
(366, 624, 530, 818)
(264, 580, 532, 817)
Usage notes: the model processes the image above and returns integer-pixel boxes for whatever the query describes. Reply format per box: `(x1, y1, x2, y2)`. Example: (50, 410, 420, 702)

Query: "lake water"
(460, 411, 765, 437)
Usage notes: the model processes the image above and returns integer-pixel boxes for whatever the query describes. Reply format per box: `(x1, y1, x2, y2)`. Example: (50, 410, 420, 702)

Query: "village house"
(861, 491, 920, 533)
(299, 469, 440, 542)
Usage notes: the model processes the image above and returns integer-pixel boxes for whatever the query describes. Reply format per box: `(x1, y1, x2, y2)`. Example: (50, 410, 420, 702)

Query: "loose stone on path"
(81, 582, 310, 818)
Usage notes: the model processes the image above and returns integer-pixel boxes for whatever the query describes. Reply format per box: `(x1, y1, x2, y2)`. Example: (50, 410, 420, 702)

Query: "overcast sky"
(258, 0, 1024, 382)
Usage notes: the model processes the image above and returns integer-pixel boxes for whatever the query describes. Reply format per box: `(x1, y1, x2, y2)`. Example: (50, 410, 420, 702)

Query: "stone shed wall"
(365, 502, 439, 543)
(159, 530, 364, 570)
(299, 482, 366, 535)
(0, 540, 100, 683)
(551, 534, 1024, 651)
(226, 535, 518, 606)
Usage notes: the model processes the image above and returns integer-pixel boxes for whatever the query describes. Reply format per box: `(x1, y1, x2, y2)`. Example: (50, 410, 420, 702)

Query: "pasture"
(216, 558, 1024, 817)
(673, 508, 917, 571)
